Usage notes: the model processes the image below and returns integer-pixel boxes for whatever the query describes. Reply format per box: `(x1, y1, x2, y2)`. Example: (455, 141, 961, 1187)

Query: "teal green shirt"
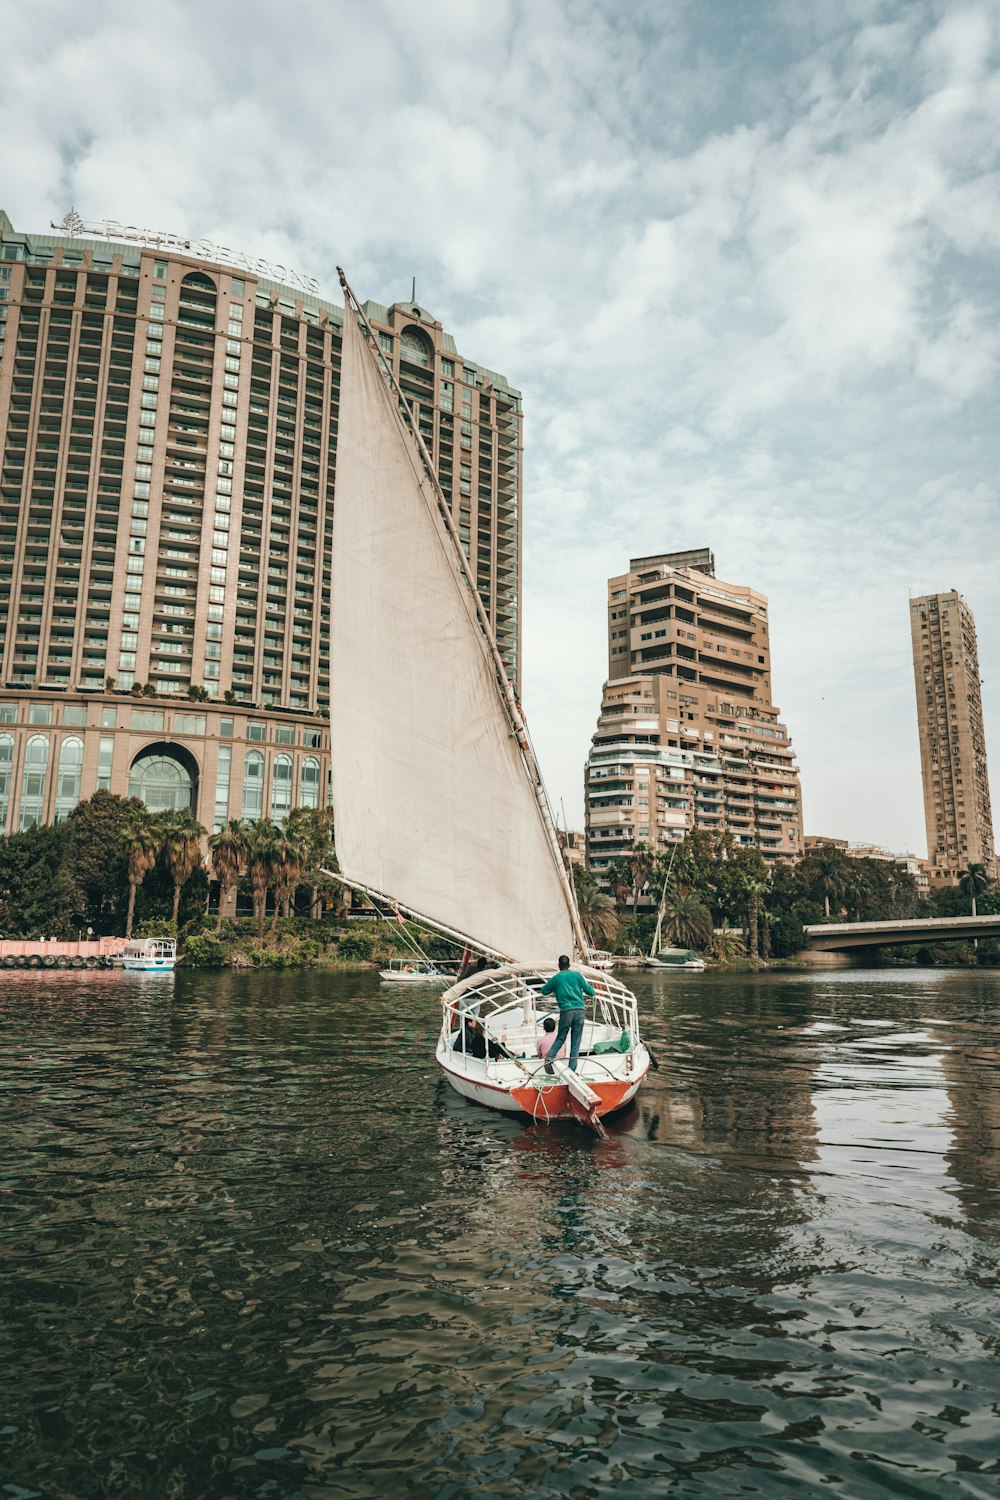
(539, 969, 595, 1011)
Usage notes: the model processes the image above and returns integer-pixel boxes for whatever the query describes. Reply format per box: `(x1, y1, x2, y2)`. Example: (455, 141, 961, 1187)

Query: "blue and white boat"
(121, 938, 176, 972)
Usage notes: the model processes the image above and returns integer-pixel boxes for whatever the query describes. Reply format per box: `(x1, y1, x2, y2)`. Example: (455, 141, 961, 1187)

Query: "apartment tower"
(909, 590, 995, 884)
(0, 211, 522, 833)
(586, 548, 803, 876)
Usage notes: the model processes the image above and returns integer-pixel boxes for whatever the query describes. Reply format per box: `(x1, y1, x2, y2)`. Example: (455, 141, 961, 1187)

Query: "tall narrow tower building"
(910, 591, 995, 884)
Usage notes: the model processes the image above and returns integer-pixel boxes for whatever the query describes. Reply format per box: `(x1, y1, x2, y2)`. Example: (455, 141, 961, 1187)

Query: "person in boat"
(535, 1015, 567, 1061)
(452, 1014, 505, 1061)
(538, 955, 594, 1072)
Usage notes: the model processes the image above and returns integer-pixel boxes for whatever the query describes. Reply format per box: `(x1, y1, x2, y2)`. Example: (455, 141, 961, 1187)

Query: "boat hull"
(438, 1056, 647, 1120)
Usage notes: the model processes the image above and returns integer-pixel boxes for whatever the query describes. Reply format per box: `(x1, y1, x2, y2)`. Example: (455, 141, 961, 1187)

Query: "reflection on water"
(1, 966, 998, 1497)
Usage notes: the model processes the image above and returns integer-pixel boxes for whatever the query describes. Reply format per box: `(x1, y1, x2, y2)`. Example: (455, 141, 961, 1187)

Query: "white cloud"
(3, 0, 1000, 855)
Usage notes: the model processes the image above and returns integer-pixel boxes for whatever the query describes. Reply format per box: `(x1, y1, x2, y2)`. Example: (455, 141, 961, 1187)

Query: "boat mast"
(649, 845, 677, 959)
(336, 270, 589, 960)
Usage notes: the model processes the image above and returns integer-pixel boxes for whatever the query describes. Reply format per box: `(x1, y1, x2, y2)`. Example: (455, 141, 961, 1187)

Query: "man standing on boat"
(538, 955, 594, 1072)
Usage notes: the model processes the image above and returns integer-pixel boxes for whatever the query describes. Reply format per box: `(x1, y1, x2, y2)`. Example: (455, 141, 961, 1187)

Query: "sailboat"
(644, 854, 705, 971)
(326, 273, 650, 1132)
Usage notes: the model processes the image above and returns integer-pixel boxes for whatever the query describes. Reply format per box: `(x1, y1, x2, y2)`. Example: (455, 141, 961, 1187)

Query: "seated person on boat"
(535, 1015, 567, 1061)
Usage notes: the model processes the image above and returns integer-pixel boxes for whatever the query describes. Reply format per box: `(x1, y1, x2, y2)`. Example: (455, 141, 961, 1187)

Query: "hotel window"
(271, 753, 292, 823)
(18, 736, 50, 830)
(53, 737, 84, 821)
(242, 749, 264, 818)
(247, 721, 265, 742)
(275, 725, 294, 745)
(154, 261, 167, 279)
(303, 729, 321, 749)
(28, 704, 53, 725)
(63, 706, 87, 727)
(130, 710, 164, 731)
(0, 734, 14, 830)
(300, 755, 320, 809)
(213, 744, 232, 831)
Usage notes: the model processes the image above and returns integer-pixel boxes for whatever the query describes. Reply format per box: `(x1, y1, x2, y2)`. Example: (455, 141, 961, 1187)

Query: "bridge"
(804, 914, 1000, 953)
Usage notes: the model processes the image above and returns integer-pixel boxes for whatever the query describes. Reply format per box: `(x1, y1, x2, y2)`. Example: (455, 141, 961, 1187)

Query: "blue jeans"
(549, 1007, 585, 1072)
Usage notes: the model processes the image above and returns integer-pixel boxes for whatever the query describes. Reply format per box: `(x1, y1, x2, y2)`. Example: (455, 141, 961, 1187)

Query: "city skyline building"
(909, 589, 995, 884)
(585, 548, 803, 879)
(0, 210, 523, 835)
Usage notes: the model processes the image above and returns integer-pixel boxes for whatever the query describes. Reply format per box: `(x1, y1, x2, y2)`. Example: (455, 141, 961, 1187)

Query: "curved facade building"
(0, 211, 522, 833)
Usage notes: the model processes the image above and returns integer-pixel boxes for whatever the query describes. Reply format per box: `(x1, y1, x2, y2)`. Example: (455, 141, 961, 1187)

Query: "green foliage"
(768, 910, 809, 959)
(135, 917, 178, 939)
(182, 933, 230, 967)
(0, 821, 83, 938)
(337, 928, 376, 961)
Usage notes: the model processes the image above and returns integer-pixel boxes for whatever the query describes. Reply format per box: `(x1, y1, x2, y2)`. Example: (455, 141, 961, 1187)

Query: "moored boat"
(379, 958, 449, 984)
(644, 947, 705, 971)
(121, 938, 176, 972)
(586, 949, 615, 971)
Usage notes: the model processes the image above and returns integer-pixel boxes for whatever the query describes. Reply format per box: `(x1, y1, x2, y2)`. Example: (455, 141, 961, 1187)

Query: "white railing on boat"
(439, 964, 640, 1062)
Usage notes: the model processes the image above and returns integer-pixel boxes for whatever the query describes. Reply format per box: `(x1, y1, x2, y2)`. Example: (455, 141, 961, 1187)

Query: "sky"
(4, 0, 1000, 855)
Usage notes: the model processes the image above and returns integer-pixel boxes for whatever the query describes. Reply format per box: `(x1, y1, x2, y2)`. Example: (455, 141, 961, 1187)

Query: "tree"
(661, 892, 713, 950)
(162, 810, 207, 926)
(607, 858, 633, 916)
(958, 863, 991, 918)
(285, 805, 340, 918)
(208, 819, 248, 933)
(244, 819, 279, 940)
(123, 817, 161, 939)
(69, 790, 145, 935)
(628, 842, 654, 919)
(572, 866, 619, 948)
(270, 826, 308, 936)
(0, 822, 83, 938)
(806, 851, 848, 920)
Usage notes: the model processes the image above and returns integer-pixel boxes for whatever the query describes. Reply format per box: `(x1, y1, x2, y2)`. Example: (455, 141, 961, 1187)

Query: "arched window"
(300, 756, 320, 809)
(400, 324, 433, 368)
(271, 753, 292, 824)
(242, 750, 264, 820)
(128, 748, 196, 813)
(54, 737, 84, 821)
(19, 735, 50, 829)
(0, 734, 14, 832)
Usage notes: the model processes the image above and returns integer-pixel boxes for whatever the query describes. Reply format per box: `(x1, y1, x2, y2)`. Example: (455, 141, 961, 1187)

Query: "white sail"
(330, 296, 577, 963)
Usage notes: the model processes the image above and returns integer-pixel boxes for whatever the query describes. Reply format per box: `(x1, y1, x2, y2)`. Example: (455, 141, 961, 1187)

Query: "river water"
(1, 966, 998, 1499)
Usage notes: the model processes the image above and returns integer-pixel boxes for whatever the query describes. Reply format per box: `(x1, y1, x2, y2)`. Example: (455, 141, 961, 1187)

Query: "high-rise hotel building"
(0, 211, 522, 832)
(909, 590, 995, 884)
(586, 549, 803, 876)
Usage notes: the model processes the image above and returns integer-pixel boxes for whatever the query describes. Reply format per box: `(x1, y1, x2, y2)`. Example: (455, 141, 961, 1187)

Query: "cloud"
(4, 0, 1000, 855)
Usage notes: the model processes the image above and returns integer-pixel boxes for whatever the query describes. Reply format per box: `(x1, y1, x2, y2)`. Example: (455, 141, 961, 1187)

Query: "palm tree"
(162, 811, 207, 926)
(958, 863, 990, 919)
(244, 819, 279, 940)
(662, 892, 713, 951)
(270, 827, 308, 936)
(607, 858, 633, 916)
(572, 870, 619, 949)
(810, 852, 847, 920)
(842, 868, 870, 923)
(731, 871, 767, 958)
(629, 842, 654, 919)
(123, 818, 161, 939)
(285, 805, 337, 918)
(208, 819, 248, 933)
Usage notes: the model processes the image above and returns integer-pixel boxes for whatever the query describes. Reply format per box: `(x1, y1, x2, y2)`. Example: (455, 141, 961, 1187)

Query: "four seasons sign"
(49, 210, 321, 296)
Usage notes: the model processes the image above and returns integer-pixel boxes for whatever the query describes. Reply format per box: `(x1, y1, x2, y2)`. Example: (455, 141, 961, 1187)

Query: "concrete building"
(0, 210, 522, 832)
(909, 590, 996, 885)
(586, 548, 802, 877)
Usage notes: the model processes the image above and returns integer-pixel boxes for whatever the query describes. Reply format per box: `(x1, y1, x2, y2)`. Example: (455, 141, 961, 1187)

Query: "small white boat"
(587, 950, 615, 971)
(438, 965, 648, 1128)
(644, 947, 706, 971)
(379, 958, 448, 984)
(121, 938, 176, 972)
